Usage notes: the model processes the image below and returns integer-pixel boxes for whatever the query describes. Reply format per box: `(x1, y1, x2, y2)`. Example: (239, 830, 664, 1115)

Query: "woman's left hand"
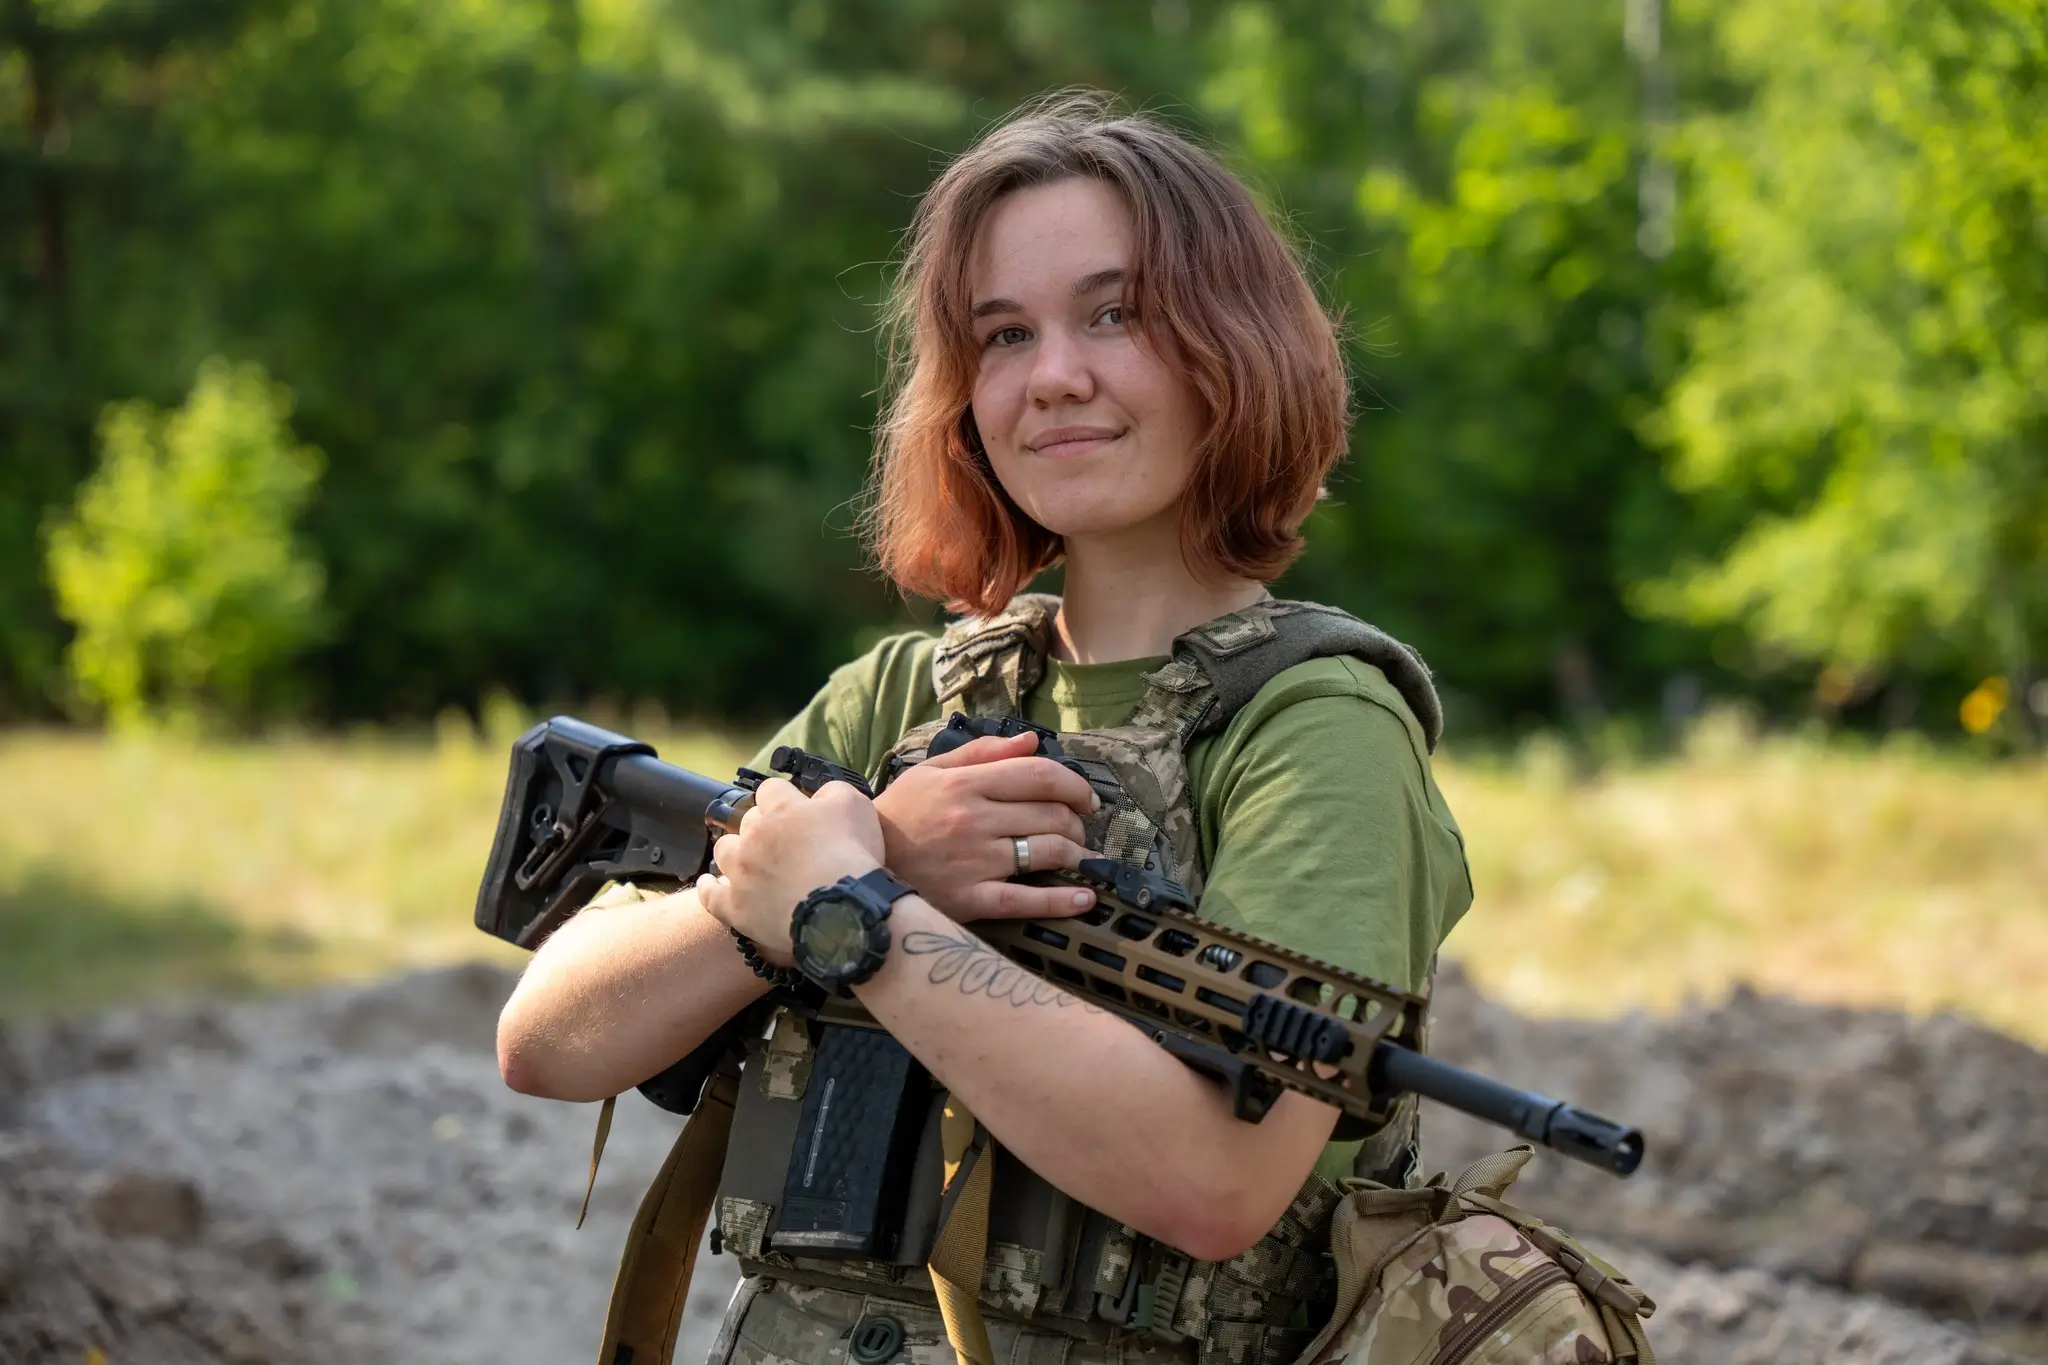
(696, 777, 885, 963)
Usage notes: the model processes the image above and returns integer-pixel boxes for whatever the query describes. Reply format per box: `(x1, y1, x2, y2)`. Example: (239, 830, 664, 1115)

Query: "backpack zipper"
(1426, 1260, 1571, 1365)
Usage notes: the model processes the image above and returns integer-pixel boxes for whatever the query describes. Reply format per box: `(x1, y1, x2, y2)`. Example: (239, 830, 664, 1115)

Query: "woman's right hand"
(873, 732, 1101, 921)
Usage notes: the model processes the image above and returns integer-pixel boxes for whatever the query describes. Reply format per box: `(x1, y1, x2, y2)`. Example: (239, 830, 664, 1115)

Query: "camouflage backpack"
(1300, 1147, 1657, 1365)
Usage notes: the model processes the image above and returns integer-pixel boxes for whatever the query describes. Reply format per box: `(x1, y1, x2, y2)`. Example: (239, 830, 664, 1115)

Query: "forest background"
(2, 0, 2047, 1056)
(5, 0, 2045, 742)
(6, 27, 2048, 1362)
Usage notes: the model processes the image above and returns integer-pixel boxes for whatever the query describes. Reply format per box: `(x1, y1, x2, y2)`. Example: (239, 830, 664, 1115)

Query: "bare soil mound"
(1427, 965, 2048, 1360)
(2, 964, 2040, 1364)
(3, 965, 735, 1365)
(0, 1135, 375, 1365)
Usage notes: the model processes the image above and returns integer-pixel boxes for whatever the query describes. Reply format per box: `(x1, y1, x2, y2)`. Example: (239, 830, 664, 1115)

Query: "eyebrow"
(968, 267, 1128, 322)
(1070, 267, 1126, 299)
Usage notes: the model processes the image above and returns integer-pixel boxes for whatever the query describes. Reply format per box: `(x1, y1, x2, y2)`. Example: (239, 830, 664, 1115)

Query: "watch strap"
(849, 866, 916, 908)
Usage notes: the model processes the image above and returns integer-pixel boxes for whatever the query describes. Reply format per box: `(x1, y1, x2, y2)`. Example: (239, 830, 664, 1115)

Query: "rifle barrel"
(1369, 1043, 1644, 1175)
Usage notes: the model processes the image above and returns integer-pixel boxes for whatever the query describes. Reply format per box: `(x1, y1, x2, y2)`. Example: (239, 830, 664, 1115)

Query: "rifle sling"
(596, 1070, 739, 1365)
(927, 1094, 997, 1365)
(579, 1094, 617, 1231)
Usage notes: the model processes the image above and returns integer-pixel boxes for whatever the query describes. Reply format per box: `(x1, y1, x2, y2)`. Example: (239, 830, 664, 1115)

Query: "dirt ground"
(2, 963, 2041, 1365)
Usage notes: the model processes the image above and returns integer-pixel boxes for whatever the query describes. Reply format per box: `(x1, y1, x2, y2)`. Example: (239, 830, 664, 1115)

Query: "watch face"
(800, 896, 871, 976)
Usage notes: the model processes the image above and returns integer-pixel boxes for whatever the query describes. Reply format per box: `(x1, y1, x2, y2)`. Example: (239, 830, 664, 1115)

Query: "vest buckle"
(1135, 1249, 1192, 1344)
(1101, 1236, 1193, 1345)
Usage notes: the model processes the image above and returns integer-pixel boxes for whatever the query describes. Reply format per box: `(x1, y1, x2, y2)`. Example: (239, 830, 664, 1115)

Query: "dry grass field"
(5, 711, 2044, 1044)
(1437, 717, 2048, 1043)
(0, 712, 746, 1017)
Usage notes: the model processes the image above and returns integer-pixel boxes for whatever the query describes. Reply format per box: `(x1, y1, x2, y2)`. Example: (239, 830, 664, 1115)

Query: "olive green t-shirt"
(747, 630, 1472, 1001)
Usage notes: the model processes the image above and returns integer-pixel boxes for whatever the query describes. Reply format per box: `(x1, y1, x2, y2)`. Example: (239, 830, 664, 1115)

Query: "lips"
(1026, 426, 1125, 458)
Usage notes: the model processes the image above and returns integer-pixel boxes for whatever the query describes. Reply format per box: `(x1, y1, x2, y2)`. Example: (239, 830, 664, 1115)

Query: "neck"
(1050, 520, 1269, 664)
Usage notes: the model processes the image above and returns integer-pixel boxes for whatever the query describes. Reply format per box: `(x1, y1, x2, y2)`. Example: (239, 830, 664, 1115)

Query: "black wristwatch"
(789, 868, 916, 992)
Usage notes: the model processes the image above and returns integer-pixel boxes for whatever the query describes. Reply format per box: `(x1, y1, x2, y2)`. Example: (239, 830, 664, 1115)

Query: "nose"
(1024, 325, 1094, 408)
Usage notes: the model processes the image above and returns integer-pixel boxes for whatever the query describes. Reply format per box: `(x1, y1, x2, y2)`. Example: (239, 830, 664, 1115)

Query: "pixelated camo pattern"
(918, 592, 1059, 728)
(1323, 1213, 1625, 1365)
(1091, 1224, 1137, 1298)
(1080, 1178, 1338, 1365)
(715, 1277, 1200, 1365)
(799, 1256, 904, 1287)
(761, 1008, 814, 1100)
(733, 1246, 1045, 1311)
(886, 595, 1307, 897)
(986, 1241, 1047, 1317)
(1177, 1174, 1340, 1365)
(891, 592, 1436, 1185)
(721, 1197, 777, 1261)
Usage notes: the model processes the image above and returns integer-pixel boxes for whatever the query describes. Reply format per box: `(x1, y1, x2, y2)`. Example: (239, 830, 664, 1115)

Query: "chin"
(1006, 481, 1181, 545)
(1020, 505, 1166, 542)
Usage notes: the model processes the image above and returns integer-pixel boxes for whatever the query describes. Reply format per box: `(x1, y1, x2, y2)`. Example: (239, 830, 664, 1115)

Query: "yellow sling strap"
(926, 1095, 997, 1365)
(595, 1071, 740, 1365)
(578, 1094, 618, 1230)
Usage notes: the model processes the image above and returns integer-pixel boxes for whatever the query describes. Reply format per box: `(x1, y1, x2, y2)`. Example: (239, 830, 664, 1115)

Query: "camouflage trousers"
(706, 1277, 1199, 1365)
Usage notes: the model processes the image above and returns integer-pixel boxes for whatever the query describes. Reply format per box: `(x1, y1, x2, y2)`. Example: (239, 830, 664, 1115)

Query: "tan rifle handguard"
(810, 872, 1428, 1130)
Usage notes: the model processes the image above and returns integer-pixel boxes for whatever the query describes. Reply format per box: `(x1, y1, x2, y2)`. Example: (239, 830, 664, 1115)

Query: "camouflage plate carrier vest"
(713, 595, 1445, 1365)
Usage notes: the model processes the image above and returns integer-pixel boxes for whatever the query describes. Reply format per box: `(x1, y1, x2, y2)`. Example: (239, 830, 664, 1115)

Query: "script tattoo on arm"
(900, 929, 1103, 1012)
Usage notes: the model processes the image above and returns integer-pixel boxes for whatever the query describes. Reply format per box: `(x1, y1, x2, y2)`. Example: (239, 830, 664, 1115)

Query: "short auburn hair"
(866, 92, 1350, 616)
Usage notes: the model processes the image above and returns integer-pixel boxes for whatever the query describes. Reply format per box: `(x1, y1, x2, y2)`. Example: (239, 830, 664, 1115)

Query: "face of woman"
(967, 178, 1205, 547)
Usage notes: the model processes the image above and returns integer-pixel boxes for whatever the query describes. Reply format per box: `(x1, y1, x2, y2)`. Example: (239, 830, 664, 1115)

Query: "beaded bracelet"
(730, 928, 809, 992)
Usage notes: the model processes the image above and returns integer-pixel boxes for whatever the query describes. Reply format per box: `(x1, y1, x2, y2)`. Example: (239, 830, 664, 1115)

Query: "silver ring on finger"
(1012, 835, 1032, 876)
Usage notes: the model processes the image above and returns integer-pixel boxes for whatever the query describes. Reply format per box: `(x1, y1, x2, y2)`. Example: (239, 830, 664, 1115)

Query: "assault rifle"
(474, 716, 1644, 1177)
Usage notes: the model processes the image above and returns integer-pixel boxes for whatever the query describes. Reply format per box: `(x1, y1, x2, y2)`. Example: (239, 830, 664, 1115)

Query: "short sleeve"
(743, 631, 942, 780)
(1188, 658, 1472, 994)
(578, 880, 664, 914)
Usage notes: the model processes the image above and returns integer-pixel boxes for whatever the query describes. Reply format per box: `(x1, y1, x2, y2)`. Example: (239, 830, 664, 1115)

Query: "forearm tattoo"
(900, 929, 1102, 1013)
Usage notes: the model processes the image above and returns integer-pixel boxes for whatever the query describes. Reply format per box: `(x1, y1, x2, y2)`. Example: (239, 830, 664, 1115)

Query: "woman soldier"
(498, 93, 1472, 1365)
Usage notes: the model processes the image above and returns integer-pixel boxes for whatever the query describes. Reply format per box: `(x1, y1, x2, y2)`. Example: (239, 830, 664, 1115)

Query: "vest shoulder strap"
(1169, 600, 1444, 751)
(597, 1069, 739, 1365)
(929, 592, 1061, 717)
(925, 593, 1442, 752)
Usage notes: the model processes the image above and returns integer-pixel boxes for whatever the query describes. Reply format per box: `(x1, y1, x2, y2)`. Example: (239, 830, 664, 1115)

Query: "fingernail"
(1072, 891, 1093, 909)
(1090, 793, 1102, 813)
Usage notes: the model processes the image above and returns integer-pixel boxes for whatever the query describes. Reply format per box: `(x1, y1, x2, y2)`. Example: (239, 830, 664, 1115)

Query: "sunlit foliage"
(2, 0, 2042, 737)
(1648, 0, 2048, 692)
(47, 359, 325, 729)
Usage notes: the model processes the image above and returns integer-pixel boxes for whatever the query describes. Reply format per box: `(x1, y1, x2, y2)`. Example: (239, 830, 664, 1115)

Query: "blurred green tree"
(46, 359, 325, 729)
(1647, 0, 2048, 707)
(0, 0, 260, 714)
(4, 0, 2037, 736)
(1199, 0, 1713, 728)
(139, 0, 1218, 720)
